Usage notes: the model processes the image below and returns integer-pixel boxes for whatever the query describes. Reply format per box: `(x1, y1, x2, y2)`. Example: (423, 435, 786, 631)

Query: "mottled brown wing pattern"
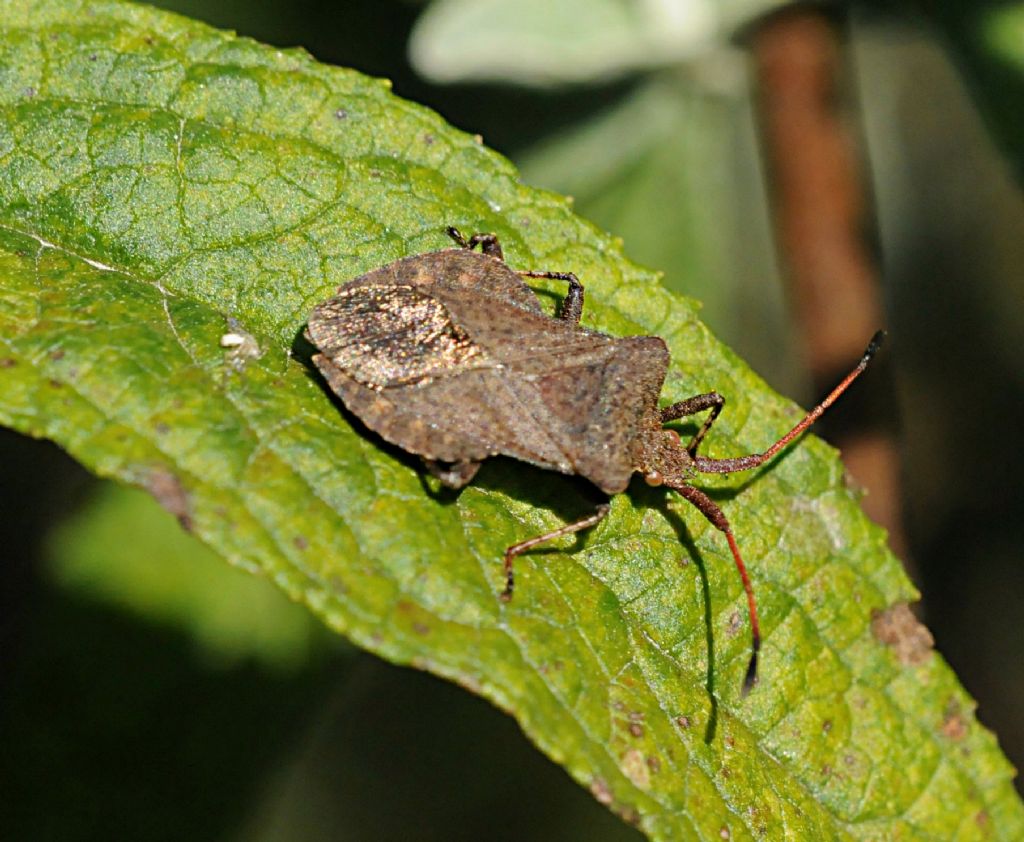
(308, 284, 488, 389)
(313, 355, 569, 468)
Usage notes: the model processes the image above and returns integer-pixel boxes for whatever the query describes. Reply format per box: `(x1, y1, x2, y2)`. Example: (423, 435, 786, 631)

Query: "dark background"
(3, 1, 1023, 839)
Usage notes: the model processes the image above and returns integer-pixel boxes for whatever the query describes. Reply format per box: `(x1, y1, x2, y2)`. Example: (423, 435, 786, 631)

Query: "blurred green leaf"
(1, 1, 1022, 839)
(519, 80, 723, 290)
(983, 3, 1024, 71)
(48, 481, 326, 669)
(408, 0, 790, 85)
(922, 2, 1024, 184)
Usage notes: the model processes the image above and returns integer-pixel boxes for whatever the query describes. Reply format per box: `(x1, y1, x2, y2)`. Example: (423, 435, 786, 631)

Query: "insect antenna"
(694, 330, 885, 475)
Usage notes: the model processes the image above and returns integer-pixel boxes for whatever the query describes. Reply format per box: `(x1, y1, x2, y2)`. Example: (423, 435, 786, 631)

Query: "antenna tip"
(741, 636, 760, 697)
(864, 330, 887, 362)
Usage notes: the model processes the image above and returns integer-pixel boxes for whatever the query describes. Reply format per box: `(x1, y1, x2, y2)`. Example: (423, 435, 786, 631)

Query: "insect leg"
(423, 459, 481, 490)
(660, 392, 725, 456)
(500, 503, 610, 602)
(695, 331, 885, 475)
(518, 271, 584, 323)
(447, 228, 583, 320)
(673, 483, 760, 695)
(445, 226, 503, 259)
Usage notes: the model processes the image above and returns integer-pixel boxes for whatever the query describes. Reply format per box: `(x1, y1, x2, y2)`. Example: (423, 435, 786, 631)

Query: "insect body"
(307, 228, 882, 693)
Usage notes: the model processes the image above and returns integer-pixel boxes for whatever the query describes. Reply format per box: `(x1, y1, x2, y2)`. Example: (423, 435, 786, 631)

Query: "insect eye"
(644, 470, 664, 487)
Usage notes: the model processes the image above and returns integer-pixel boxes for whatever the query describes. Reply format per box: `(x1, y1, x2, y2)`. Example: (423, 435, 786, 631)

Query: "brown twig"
(749, 7, 909, 561)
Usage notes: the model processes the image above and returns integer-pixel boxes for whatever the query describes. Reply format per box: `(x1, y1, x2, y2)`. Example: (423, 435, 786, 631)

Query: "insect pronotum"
(306, 227, 883, 693)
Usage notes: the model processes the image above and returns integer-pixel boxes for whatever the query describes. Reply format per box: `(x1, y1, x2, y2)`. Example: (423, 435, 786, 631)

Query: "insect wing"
(308, 284, 488, 389)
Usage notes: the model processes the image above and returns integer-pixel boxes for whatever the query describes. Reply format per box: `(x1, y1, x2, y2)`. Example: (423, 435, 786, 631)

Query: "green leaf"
(984, 3, 1024, 72)
(0, 1, 1021, 838)
(921, 2, 1024, 185)
(408, 0, 793, 86)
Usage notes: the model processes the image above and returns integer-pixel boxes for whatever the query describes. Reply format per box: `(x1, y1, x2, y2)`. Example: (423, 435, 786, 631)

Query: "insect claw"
(446, 226, 469, 248)
(741, 642, 760, 697)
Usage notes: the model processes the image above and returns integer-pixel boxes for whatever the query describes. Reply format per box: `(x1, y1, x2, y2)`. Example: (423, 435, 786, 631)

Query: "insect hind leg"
(446, 226, 503, 260)
(501, 503, 610, 601)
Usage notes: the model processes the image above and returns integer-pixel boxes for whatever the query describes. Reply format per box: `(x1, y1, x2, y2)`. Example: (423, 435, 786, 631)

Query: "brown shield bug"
(306, 227, 883, 694)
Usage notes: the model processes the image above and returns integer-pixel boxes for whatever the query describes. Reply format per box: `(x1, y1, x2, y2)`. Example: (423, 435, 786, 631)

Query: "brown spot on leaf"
(412, 622, 430, 636)
(720, 826, 731, 839)
(822, 719, 833, 733)
(621, 749, 650, 789)
(448, 666, 486, 695)
(676, 715, 691, 730)
(628, 723, 644, 738)
(147, 468, 193, 531)
(293, 535, 309, 551)
(646, 755, 661, 773)
(50, 348, 65, 361)
(590, 778, 613, 805)
(942, 701, 968, 741)
(0, 358, 16, 368)
(620, 807, 641, 827)
(871, 603, 934, 665)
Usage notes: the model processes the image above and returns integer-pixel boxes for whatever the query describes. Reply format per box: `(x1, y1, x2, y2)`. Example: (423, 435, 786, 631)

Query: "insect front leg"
(501, 503, 610, 601)
(518, 271, 584, 323)
(446, 226, 503, 260)
(660, 392, 725, 456)
(423, 459, 481, 489)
